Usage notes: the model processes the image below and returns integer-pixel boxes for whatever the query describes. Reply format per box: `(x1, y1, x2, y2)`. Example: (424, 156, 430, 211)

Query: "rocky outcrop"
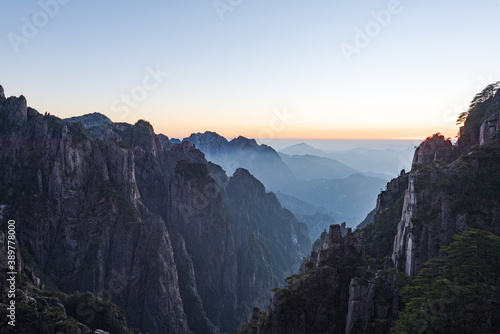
(111, 120, 238, 332)
(392, 84, 500, 277)
(211, 166, 311, 324)
(458, 81, 500, 149)
(0, 90, 206, 333)
(0, 86, 314, 333)
(0, 107, 189, 332)
(169, 161, 238, 332)
(184, 131, 230, 158)
(393, 134, 463, 276)
(345, 270, 399, 334)
(412, 133, 454, 166)
(257, 225, 364, 334)
(0, 90, 28, 126)
(64, 112, 113, 129)
(252, 223, 401, 334)
(0, 227, 116, 333)
(480, 109, 500, 144)
(375, 170, 406, 214)
(393, 135, 458, 276)
(345, 277, 375, 334)
(355, 171, 408, 260)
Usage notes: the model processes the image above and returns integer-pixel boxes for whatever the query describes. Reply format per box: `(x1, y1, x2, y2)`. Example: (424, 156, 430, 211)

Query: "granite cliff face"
(0, 92, 188, 333)
(355, 170, 408, 260)
(392, 83, 500, 276)
(252, 224, 400, 334)
(257, 225, 365, 334)
(209, 165, 311, 324)
(0, 86, 311, 333)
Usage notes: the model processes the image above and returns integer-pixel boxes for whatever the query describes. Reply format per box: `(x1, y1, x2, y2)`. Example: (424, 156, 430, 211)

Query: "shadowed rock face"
(479, 109, 500, 144)
(0, 95, 189, 332)
(233, 223, 400, 334)
(223, 168, 311, 321)
(0, 89, 27, 126)
(458, 82, 500, 149)
(411, 134, 453, 166)
(0, 86, 312, 333)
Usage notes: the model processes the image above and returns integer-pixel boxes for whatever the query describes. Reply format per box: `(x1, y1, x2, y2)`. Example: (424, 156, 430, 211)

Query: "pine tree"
(395, 229, 500, 333)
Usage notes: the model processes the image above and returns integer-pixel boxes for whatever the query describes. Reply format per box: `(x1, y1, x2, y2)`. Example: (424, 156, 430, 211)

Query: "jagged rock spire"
(0, 85, 5, 102)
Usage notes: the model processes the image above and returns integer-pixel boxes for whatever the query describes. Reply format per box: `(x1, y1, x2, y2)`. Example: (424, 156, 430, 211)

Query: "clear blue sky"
(1, 0, 499, 139)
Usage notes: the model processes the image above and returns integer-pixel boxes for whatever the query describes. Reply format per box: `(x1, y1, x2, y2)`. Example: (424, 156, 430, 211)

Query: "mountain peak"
(0, 85, 4, 101)
(63, 112, 112, 129)
(412, 133, 453, 167)
(295, 143, 314, 148)
(3, 93, 28, 126)
(229, 136, 258, 148)
(279, 143, 326, 156)
(183, 131, 229, 154)
(186, 131, 226, 140)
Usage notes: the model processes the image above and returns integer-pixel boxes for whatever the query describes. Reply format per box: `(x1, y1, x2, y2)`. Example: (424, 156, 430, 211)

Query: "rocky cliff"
(392, 82, 500, 276)
(250, 224, 401, 334)
(0, 91, 188, 333)
(209, 165, 311, 324)
(355, 170, 408, 260)
(0, 85, 311, 333)
(256, 225, 365, 334)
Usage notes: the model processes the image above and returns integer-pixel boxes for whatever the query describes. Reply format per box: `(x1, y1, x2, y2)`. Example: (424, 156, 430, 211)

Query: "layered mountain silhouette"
(184, 131, 387, 228)
(280, 142, 416, 180)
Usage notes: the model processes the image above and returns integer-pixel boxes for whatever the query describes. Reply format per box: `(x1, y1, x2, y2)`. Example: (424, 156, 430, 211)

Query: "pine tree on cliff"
(396, 229, 500, 333)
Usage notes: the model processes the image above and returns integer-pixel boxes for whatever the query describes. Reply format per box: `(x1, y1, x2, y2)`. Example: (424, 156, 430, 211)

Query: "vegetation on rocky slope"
(395, 229, 500, 333)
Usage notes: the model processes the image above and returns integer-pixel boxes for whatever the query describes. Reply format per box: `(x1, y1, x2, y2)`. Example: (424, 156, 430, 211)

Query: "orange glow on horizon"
(155, 123, 459, 141)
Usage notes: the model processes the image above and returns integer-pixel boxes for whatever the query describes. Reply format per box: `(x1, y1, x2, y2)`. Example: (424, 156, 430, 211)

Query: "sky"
(1, 0, 500, 140)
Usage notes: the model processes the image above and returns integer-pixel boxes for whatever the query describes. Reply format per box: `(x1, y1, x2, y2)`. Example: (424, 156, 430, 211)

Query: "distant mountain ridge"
(278, 153, 360, 181)
(280, 142, 328, 156)
(184, 131, 295, 191)
(184, 131, 387, 226)
(280, 142, 415, 179)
